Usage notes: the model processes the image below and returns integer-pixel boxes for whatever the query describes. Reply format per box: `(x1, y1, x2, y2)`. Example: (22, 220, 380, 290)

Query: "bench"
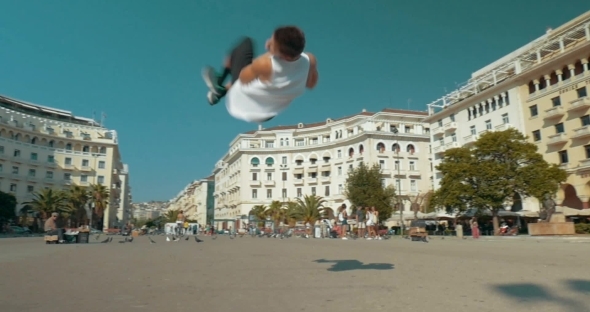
(44, 235, 59, 244)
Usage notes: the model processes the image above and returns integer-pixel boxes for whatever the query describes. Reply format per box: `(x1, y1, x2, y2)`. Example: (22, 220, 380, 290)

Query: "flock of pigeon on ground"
(94, 233, 209, 244)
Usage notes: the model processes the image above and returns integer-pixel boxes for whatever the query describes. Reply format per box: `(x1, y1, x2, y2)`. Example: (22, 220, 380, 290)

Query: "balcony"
(46, 161, 57, 167)
(546, 133, 568, 146)
(578, 159, 590, 170)
(293, 179, 304, 185)
(63, 164, 75, 170)
(544, 106, 565, 120)
(80, 165, 92, 172)
(571, 126, 590, 139)
(320, 176, 331, 183)
(433, 145, 445, 155)
(495, 123, 514, 132)
(393, 169, 406, 176)
(463, 134, 479, 146)
(444, 122, 457, 132)
(568, 97, 590, 112)
(307, 178, 318, 184)
(407, 169, 420, 177)
(380, 168, 391, 176)
(432, 126, 444, 137)
(263, 180, 275, 187)
(249, 180, 261, 186)
(445, 142, 460, 149)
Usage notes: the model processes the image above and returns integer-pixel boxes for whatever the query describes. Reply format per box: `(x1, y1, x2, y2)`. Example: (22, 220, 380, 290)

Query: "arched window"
(66, 143, 72, 150)
(359, 144, 364, 155)
(265, 157, 274, 166)
(31, 137, 37, 145)
(82, 145, 89, 152)
(406, 144, 415, 154)
(348, 147, 354, 158)
(392, 143, 400, 152)
(99, 147, 106, 154)
(250, 157, 260, 167)
(285, 138, 289, 146)
(48, 140, 54, 148)
(376, 142, 385, 153)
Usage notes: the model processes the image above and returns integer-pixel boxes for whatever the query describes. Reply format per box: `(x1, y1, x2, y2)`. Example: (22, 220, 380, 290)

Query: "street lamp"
(392, 127, 404, 234)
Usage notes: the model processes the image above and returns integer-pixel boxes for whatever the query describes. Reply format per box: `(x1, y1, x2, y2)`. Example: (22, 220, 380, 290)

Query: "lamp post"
(392, 127, 404, 234)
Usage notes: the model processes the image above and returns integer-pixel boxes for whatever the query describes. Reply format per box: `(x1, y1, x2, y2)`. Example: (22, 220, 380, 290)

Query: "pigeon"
(229, 235, 234, 239)
(126, 237, 133, 243)
(119, 240, 126, 243)
(148, 236, 156, 244)
(194, 236, 203, 243)
(95, 234, 101, 240)
(108, 237, 113, 242)
(166, 236, 171, 242)
(185, 236, 189, 241)
(211, 235, 217, 240)
(100, 237, 109, 243)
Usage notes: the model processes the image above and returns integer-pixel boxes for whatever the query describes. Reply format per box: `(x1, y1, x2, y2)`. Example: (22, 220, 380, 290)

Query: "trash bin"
(77, 232, 90, 244)
(314, 225, 321, 238)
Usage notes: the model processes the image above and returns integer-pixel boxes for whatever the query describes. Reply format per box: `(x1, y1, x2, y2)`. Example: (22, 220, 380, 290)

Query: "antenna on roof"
(100, 112, 106, 127)
(407, 98, 412, 110)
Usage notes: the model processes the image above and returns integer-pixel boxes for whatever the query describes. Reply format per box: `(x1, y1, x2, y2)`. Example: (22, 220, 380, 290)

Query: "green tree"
(0, 191, 17, 223)
(406, 190, 434, 220)
(432, 129, 567, 234)
(66, 185, 90, 226)
(24, 188, 68, 221)
(345, 162, 397, 220)
(265, 200, 285, 230)
(90, 183, 110, 229)
(290, 195, 326, 232)
(249, 205, 267, 227)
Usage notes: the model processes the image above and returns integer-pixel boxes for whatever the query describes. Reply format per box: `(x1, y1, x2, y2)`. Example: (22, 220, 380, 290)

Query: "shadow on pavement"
(313, 259, 394, 272)
(490, 280, 590, 312)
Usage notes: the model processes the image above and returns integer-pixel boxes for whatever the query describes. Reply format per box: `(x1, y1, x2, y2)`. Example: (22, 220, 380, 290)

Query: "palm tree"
(90, 184, 110, 229)
(291, 195, 326, 233)
(66, 185, 90, 227)
(265, 201, 285, 231)
(283, 201, 299, 227)
(163, 210, 180, 223)
(249, 205, 267, 228)
(24, 188, 68, 221)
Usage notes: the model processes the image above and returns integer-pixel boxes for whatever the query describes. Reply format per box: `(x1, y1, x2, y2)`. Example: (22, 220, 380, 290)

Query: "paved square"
(0, 235, 588, 312)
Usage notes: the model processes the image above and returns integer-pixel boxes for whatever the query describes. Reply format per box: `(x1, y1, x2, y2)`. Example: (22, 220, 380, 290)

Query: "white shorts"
(226, 80, 289, 123)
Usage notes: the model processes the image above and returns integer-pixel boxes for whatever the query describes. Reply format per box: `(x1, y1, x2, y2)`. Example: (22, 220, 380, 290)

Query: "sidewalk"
(428, 234, 590, 242)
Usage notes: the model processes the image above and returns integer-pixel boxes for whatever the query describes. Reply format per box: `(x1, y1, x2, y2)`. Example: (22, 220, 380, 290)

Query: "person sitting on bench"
(45, 212, 65, 243)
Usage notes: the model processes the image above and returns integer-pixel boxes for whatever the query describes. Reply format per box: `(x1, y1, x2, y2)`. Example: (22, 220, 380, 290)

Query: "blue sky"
(0, 0, 588, 201)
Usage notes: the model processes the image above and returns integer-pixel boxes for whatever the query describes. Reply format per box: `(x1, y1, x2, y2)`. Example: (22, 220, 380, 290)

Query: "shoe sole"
(202, 66, 221, 95)
(207, 91, 219, 106)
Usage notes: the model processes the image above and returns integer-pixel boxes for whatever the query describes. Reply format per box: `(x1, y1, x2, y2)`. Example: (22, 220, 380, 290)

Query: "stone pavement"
(0, 235, 588, 312)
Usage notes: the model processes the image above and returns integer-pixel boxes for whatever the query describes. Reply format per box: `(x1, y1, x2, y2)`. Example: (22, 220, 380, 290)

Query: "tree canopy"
(345, 162, 396, 220)
(430, 128, 567, 233)
(0, 191, 17, 222)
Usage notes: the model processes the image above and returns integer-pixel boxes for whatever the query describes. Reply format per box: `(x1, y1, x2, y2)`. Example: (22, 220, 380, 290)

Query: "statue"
(541, 194, 556, 222)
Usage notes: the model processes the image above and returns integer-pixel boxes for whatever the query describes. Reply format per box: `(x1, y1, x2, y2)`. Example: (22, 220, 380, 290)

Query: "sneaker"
(366, 237, 373, 240)
(207, 91, 221, 105)
(202, 66, 224, 95)
(342, 237, 348, 240)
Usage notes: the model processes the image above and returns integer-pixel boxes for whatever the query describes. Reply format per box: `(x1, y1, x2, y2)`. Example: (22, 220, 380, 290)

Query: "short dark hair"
(273, 26, 306, 58)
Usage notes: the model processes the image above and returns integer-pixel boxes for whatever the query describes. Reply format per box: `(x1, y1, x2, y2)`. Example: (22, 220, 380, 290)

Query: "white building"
(212, 109, 433, 228)
(166, 176, 214, 226)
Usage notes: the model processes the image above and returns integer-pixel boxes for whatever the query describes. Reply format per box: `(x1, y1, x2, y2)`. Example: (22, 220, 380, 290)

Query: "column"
(559, 37, 565, 52)
(493, 95, 500, 110)
(582, 58, 589, 73)
(544, 74, 551, 89)
(533, 79, 540, 92)
(501, 93, 508, 105)
(586, 23, 590, 41)
(568, 64, 576, 77)
(555, 69, 563, 82)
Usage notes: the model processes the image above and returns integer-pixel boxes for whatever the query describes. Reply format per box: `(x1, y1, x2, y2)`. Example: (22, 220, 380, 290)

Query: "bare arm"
(239, 54, 272, 85)
(306, 52, 318, 89)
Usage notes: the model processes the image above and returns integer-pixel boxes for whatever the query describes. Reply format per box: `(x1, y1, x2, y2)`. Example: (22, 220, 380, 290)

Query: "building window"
(30, 153, 38, 161)
(311, 187, 316, 195)
(65, 143, 72, 150)
(295, 173, 302, 180)
(295, 139, 304, 146)
(381, 179, 386, 187)
(451, 133, 457, 142)
(47, 155, 54, 163)
(485, 120, 492, 130)
(98, 161, 105, 169)
(337, 150, 342, 158)
(82, 159, 89, 167)
(65, 157, 72, 165)
(409, 161, 416, 171)
(532, 130, 541, 141)
(266, 189, 272, 199)
(10, 184, 17, 192)
(265, 141, 274, 148)
(396, 179, 401, 191)
(265, 157, 274, 166)
(13, 149, 20, 157)
(251, 173, 257, 181)
(252, 189, 257, 199)
(28, 169, 35, 177)
(437, 120, 443, 127)
(551, 96, 561, 107)
(394, 160, 400, 170)
(11, 166, 18, 174)
(324, 185, 330, 196)
(46, 171, 53, 179)
(337, 166, 342, 176)
(338, 184, 343, 194)
(0, 146, 3, 154)
(296, 188, 302, 197)
(410, 180, 417, 192)
(577, 87, 587, 98)
(281, 156, 287, 165)
(529, 105, 538, 117)
(81, 175, 88, 182)
(266, 172, 272, 181)
(379, 160, 385, 168)
(449, 113, 455, 122)
(558, 150, 568, 164)
(470, 125, 476, 135)
(502, 113, 509, 124)
(581, 115, 590, 127)
(0, 164, 2, 172)
(27, 185, 34, 193)
(585, 145, 590, 159)
(282, 188, 287, 198)
(282, 172, 287, 181)
(555, 123, 564, 134)
(97, 176, 104, 184)
(64, 173, 71, 181)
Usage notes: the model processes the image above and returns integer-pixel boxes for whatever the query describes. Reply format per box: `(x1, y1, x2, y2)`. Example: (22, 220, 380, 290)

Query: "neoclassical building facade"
(212, 109, 433, 228)
(0, 94, 131, 228)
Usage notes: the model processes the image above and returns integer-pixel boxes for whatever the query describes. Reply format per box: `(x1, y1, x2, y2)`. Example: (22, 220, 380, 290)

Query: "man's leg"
(203, 37, 255, 105)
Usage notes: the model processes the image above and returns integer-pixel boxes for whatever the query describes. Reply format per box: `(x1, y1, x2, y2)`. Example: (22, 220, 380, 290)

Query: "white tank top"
(226, 53, 311, 123)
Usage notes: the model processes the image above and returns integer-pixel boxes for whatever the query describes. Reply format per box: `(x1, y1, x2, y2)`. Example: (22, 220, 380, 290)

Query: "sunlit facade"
(212, 109, 433, 228)
(424, 11, 590, 212)
(166, 176, 214, 226)
(0, 94, 131, 229)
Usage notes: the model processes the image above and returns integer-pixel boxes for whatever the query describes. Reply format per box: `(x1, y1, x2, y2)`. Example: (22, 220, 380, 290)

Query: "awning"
(308, 167, 318, 173)
(293, 168, 304, 174)
(320, 165, 331, 171)
(294, 155, 304, 161)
